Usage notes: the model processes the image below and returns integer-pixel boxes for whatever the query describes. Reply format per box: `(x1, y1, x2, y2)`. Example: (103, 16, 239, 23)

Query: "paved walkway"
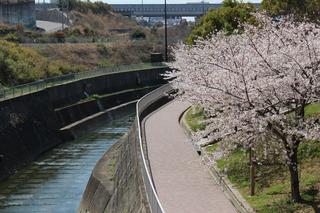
(144, 100, 237, 213)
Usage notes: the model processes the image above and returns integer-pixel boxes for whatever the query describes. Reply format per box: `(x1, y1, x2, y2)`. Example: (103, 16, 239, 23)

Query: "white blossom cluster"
(166, 14, 320, 163)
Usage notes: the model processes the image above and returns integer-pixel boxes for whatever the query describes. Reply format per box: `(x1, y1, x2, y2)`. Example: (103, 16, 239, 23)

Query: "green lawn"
(305, 103, 320, 117)
(184, 106, 206, 132)
(215, 143, 320, 213)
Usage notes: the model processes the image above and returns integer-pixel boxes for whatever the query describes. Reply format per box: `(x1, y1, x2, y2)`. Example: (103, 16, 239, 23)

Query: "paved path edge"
(180, 107, 256, 213)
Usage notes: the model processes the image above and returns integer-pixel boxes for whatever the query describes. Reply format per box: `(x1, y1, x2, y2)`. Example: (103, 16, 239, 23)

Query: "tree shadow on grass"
(301, 187, 320, 213)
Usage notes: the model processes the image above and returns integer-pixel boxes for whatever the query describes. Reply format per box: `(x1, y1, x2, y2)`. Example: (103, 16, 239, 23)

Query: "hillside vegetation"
(187, 0, 256, 44)
(0, 0, 192, 86)
(261, 0, 320, 23)
(60, 0, 112, 14)
(0, 41, 83, 86)
(0, 4, 160, 86)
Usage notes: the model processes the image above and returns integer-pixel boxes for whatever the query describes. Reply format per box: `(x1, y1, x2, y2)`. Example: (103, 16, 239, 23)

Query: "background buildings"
(0, 0, 36, 28)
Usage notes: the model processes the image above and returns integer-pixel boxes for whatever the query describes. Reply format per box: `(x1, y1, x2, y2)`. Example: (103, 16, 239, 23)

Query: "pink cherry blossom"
(166, 13, 320, 202)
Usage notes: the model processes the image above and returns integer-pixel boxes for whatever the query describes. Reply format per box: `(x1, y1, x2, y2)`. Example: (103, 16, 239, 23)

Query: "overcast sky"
(104, 0, 261, 5)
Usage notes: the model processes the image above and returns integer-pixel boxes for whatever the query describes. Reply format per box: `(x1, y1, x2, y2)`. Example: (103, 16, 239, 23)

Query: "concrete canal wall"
(0, 67, 167, 181)
(55, 86, 158, 128)
(79, 124, 149, 213)
(79, 85, 173, 213)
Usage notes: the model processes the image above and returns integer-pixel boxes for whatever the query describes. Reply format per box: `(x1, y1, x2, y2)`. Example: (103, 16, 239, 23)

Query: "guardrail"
(136, 84, 173, 213)
(0, 63, 167, 101)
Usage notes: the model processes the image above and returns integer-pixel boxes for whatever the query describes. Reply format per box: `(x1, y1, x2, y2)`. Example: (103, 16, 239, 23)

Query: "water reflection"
(0, 113, 134, 213)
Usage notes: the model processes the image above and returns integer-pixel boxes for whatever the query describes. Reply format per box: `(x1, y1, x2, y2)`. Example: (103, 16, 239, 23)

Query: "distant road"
(36, 20, 69, 33)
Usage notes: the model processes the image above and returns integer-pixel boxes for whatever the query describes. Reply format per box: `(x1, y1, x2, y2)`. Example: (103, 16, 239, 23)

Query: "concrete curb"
(180, 107, 255, 213)
(59, 101, 136, 141)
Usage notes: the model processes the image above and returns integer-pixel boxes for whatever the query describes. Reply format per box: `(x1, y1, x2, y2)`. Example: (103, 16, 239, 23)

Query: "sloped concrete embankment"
(79, 123, 149, 213)
(0, 67, 167, 181)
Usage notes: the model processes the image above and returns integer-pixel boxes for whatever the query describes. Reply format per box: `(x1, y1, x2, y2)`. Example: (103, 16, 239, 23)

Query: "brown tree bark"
(268, 123, 303, 202)
(287, 145, 302, 202)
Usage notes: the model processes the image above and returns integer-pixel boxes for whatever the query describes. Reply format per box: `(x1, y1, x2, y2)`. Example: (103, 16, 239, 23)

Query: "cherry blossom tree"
(166, 14, 320, 202)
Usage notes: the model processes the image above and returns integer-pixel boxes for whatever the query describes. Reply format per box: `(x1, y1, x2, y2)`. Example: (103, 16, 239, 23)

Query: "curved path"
(144, 100, 237, 213)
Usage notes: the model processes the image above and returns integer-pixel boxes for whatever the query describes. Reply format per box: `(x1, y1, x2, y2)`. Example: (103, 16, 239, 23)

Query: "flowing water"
(0, 112, 134, 213)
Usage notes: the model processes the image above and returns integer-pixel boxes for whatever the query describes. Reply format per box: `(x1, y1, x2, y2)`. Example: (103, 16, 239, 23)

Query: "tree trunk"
(287, 146, 302, 202)
(268, 123, 302, 202)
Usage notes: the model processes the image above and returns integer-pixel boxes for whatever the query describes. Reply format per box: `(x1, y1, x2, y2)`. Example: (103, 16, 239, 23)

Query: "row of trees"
(261, 0, 320, 22)
(167, 13, 320, 202)
(187, 0, 320, 44)
(58, 0, 112, 15)
(186, 0, 256, 44)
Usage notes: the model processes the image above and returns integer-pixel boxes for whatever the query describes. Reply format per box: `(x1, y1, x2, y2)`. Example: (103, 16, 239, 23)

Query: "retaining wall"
(55, 86, 158, 127)
(44, 67, 166, 108)
(0, 1, 36, 28)
(0, 67, 167, 181)
(79, 85, 173, 213)
(79, 123, 150, 213)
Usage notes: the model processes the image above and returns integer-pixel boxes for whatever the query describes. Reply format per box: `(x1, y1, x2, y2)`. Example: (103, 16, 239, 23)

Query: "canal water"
(0, 112, 134, 213)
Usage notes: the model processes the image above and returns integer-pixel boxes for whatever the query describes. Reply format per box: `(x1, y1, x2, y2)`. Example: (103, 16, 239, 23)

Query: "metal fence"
(0, 63, 167, 101)
(136, 84, 173, 213)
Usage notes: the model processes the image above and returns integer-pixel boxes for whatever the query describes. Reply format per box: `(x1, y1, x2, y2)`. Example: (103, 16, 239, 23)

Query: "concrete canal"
(0, 112, 135, 213)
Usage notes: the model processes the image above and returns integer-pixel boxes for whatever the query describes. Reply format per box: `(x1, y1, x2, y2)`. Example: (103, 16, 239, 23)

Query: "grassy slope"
(184, 104, 320, 213)
(36, 40, 155, 67)
(0, 12, 158, 86)
(34, 11, 155, 68)
(185, 106, 206, 132)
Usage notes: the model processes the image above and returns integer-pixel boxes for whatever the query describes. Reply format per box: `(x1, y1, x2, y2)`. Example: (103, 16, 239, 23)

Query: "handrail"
(136, 84, 173, 213)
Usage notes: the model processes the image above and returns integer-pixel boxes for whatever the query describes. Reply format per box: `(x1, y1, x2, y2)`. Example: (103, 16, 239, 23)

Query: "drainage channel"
(0, 112, 135, 213)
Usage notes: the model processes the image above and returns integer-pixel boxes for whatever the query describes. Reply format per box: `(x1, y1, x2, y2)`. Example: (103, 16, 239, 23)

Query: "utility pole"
(66, 0, 69, 25)
(164, 0, 168, 62)
(61, 0, 64, 31)
(202, 0, 204, 15)
(141, 0, 144, 19)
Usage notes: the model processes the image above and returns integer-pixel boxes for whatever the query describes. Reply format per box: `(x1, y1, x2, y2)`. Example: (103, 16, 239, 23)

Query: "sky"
(103, 0, 261, 5)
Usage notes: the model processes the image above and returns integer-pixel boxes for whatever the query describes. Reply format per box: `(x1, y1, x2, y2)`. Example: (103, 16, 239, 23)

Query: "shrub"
(0, 41, 46, 85)
(3, 33, 22, 43)
(0, 41, 85, 85)
(67, 35, 79, 43)
(130, 29, 146, 40)
(48, 60, 85, 77)
(97, 59, 113, 68)
(0, 23, 16, 35)
(69, 28, 82, 36)
(97, 43, 109, 56)
(54, 31, 65, 43)
(83, 27, 96, 36)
